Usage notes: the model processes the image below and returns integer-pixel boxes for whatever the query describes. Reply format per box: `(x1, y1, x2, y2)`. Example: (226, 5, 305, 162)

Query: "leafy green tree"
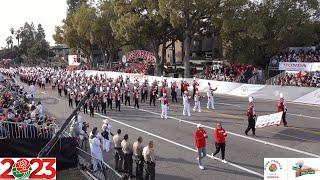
(112, 0, 180, 75)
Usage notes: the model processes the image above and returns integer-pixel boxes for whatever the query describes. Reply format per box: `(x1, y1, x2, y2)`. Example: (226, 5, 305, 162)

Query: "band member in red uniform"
(277, 93, 287, 127)
(192, 77, 199, 98)
(160, 93, 169, 119)
(115, 87, 121, 111)
(171, 81, 178, 102)
(245, 96, 256, 136)
(180, 80, 184, 97)
(133, 87, 140, 109)
(124, 84, 131, 106)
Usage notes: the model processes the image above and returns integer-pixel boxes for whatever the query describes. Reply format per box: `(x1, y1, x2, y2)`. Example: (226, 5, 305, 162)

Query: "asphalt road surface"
(19, 81, 320, 180)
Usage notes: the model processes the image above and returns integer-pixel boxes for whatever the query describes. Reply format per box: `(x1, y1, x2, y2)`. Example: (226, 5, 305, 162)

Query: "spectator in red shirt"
(211, 123, 227, 163)
(194, 124, 208, 170)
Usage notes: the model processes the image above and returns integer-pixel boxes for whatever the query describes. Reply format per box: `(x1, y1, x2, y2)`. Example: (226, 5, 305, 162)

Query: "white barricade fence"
(255, 112, 283, 129)
(279, 62, 320, 72)
(76, 70, 320, 106)
(293, 89, 320, 105)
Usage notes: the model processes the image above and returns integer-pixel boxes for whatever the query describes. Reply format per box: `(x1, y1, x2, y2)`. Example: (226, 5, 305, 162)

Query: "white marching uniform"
(160, 97, 169, 119)
(102, 124, 112, 152)
(193, 94, 201, 112)
(207, 89, 215, 109)
(183, 94, 191, 116)
(89, 135, 103, 171)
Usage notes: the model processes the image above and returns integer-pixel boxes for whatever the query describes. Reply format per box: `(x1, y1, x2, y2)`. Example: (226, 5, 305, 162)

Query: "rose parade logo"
(264, 160, 283, 179)
(0, 158, 56, 179)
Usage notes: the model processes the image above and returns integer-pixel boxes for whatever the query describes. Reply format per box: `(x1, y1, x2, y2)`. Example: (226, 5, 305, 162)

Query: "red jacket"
(214, 128, 227, 143)
(246, 104, 254, 117)
(277, 101, 284, 112)
(194, 129, 207, 148)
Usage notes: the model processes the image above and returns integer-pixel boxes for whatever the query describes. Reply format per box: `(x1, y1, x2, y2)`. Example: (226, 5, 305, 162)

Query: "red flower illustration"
(16, 159, 31, 173)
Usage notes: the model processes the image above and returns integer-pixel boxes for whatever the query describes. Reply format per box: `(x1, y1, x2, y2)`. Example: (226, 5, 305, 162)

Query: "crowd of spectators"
(273, 49, 320, 63)
(201, 63, 256, 83)
(0, 77, 57, 139)
(273, 71, 320, 87)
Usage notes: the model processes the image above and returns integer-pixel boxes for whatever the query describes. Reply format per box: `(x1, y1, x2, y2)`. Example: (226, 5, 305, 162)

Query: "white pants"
(207, 97, 215, 109)
(193, 101, 201, 112)
(104, 139, 110, 152)
(161, 105, 168, 119)
(183, 103, 191, 116)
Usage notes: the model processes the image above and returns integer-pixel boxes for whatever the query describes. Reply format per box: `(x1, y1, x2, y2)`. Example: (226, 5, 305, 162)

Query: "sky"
(0, 0, 67, 48)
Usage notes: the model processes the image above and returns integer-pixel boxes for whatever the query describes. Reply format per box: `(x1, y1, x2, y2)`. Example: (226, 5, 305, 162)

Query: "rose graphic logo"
(11, 159, 32, 179)
(269, 163, 277, 172)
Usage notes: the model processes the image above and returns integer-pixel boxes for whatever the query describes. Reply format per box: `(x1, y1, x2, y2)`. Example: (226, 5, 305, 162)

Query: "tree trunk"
(151, 42, 161, 76)
(211, 33, 216, 60)
(183, 35, 191, 78)
(159, 41, 167, 76)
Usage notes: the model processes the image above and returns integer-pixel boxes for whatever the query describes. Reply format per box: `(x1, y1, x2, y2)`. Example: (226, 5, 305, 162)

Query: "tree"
(112, 0, 180, 75)
(221, 0, 320, 66)
(63, 5, 97, 63)
(52, 26, 64, 44)
(159, 0, 218, 77)
(67, 0, 88, 14)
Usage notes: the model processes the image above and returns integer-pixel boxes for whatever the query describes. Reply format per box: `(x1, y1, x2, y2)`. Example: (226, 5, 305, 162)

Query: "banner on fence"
(279, 62, 320, 72)
(255, 112, 283, 128)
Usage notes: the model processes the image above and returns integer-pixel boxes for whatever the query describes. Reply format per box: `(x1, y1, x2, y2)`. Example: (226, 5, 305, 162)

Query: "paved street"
(20, 81, 320, 180)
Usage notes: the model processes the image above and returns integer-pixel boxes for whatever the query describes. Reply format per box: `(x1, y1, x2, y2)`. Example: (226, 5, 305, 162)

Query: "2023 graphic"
(0, 158, 56, 179)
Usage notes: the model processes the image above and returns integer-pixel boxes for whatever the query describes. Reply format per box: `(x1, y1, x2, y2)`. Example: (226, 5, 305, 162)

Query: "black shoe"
(245, 132, 248, 136)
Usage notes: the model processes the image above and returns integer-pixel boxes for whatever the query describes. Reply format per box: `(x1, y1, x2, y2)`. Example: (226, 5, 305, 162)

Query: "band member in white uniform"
(207, 83, 217, 109)
(183, 91, 191, 116)
(193, 90, 202, 113)
(160, 93, 169, 119)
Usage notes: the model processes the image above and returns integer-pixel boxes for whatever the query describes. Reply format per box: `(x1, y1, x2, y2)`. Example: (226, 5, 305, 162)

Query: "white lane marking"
(129, 107, 320, 158)
(287, 113, 320, 120)
(95, 113, 264, 178)
(41, 91, 47, 94)
(53, 97, 62, 101)
(216, 103, 241, 108)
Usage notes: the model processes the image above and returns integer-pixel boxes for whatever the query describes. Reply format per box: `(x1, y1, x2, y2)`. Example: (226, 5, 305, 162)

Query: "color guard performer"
(183, 91, 191, 116)
(245, 96, 256, 136)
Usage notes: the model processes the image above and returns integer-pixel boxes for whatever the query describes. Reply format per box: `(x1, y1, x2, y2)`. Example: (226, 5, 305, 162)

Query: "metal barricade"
(77, 147, 122, 180)
(0, 121, 56, 139)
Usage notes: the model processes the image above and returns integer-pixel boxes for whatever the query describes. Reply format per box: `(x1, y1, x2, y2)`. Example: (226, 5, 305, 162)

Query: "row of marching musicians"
(158, 81, 217, 119)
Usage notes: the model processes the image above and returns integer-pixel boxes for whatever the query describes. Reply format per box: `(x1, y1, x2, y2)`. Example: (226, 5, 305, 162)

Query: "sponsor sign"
(255, 112, 283, 128)
(68, 55, 80, 66)
(264, 158, 320, 180)
(0, 158, 56, 179)
(279, 62, 320, 72)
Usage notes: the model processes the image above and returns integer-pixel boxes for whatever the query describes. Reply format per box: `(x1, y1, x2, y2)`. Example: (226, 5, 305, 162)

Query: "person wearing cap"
(101, 93, 107, 114)
(133, 87, 140, 109)
(211, 123, 227, 163)
(89, 127, 103, 172)
(207, 82, 217, 110)
(149, 86, 157, 106)
(124, 84, 131, 106)
(192, 77, 199, 98)
(170, 81, 178, 103)
(121, 134, 133, 176)
(143, 141, 155, 180)
(193, 90, 202, 113)
(107, 87, 113, 110)
(245, 96, 256, 136)
(277, 93, 288, 127)
(194, 124, 208, 170)
(182, 91, 191, 116)
(113, 129, 124, 171)
(160, 93, 169, 119)
(101, 119, 113, 152)
(115, 87, 121, 111)
(133, 136, 144, 180)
